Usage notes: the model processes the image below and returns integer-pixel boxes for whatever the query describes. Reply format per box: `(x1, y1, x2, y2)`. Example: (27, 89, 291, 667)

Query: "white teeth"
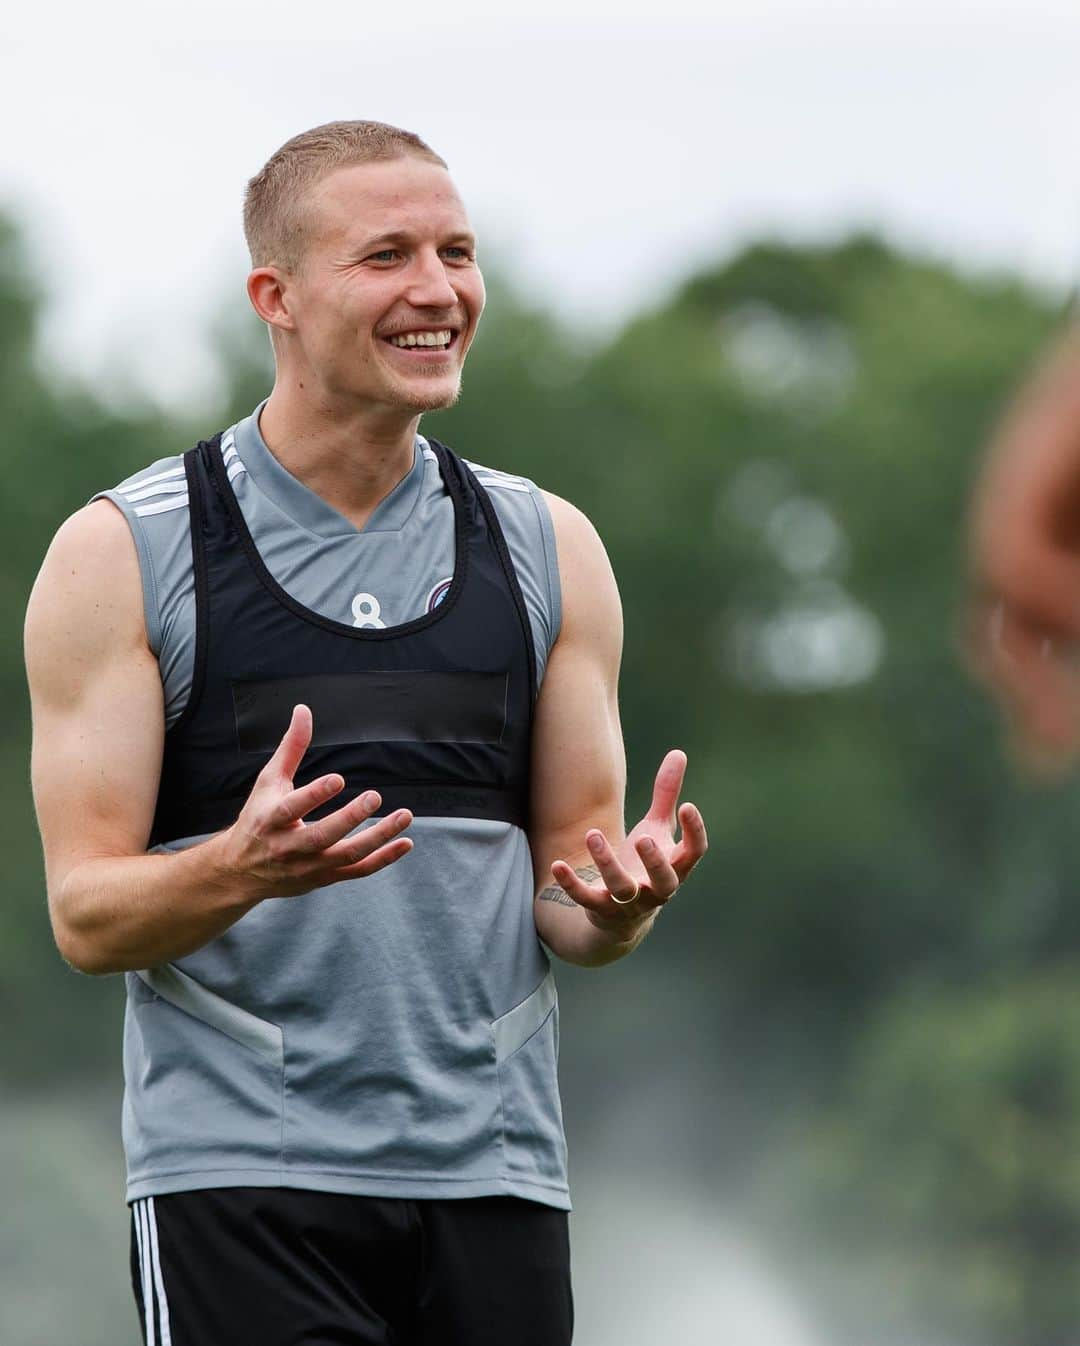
(388, 329, 453, 349)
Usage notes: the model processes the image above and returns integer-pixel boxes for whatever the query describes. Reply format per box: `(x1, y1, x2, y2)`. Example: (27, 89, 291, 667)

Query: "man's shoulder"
(448, 451, 581, 533)
(102, 450, 190, 521)
(458, 453, 538, 498)
(445, 447, 603, 570)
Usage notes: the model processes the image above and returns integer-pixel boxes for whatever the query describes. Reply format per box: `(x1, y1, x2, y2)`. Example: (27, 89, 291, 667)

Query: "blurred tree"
(763, 968, 1080, 1346)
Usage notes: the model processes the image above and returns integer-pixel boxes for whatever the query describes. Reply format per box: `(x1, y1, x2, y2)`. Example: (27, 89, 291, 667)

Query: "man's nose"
(404, 248, 459, 310)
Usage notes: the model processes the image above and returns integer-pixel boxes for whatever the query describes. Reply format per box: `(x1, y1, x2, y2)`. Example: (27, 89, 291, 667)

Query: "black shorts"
(130, 1187, 573, 1345)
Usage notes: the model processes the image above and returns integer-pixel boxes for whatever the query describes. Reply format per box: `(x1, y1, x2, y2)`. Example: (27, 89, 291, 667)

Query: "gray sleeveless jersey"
(89, 403, 571, 1210)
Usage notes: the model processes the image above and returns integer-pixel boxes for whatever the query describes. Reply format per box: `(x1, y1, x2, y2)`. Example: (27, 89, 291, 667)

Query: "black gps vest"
(149, 432, 537, 848)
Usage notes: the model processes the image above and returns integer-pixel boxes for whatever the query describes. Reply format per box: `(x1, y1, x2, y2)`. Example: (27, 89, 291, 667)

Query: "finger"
(550, 860, 612, 910)
(271, 773, 346, 827)
(262, 703, 313, 784)
(290, 791, 387, 854)
(330, 836, 415, 881)
(646, 749, 688, 826)
(582, 829, 642, 905)
(320, 808, 413, 866)
(669, 802, 708, 881)
(633, 835, 680, 900)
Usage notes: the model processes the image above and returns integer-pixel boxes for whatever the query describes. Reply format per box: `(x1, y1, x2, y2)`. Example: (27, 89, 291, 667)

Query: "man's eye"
(368, 250, 398, 263)
(443, 247, 473, 261)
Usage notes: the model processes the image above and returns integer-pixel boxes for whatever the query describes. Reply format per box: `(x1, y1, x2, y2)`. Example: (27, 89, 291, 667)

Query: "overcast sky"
(6, 1, 1080, 410)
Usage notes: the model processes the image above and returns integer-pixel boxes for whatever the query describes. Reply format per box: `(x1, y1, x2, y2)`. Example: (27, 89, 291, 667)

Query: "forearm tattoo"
(537, 865, 600, 907)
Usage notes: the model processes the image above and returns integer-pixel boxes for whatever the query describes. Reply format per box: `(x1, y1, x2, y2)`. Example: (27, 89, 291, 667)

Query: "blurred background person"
(967, 326, 1080, 774)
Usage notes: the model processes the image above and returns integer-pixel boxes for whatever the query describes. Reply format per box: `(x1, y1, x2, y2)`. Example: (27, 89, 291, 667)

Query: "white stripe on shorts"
(146, 1196, 173, 1346)
(135, 1199, 157, 1346)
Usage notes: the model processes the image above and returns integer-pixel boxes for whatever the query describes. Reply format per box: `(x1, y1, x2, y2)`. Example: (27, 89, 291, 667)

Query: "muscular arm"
(527, 492, 650, 968)
(24, 500, 261, 973)
(25, 499, 413, 975)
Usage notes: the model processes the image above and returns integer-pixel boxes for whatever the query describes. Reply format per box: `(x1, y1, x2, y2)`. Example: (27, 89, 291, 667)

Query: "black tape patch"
(232, 670, 508, 753)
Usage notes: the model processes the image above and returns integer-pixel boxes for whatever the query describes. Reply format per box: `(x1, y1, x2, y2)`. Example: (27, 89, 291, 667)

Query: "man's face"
(281, 157, 485, 414)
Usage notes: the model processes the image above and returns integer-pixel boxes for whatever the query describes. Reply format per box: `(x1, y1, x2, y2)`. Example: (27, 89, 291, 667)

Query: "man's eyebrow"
(351, 229, 478, 252)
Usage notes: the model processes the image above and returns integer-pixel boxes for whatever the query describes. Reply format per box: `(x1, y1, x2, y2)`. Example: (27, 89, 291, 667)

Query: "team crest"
(425, 576, 453, 612)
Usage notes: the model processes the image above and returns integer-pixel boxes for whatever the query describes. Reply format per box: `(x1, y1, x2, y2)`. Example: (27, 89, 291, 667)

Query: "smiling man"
(24, 121, 707, 1346)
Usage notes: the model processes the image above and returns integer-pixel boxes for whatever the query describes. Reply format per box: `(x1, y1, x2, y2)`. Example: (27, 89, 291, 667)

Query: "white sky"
(6, 0, 1080, 410)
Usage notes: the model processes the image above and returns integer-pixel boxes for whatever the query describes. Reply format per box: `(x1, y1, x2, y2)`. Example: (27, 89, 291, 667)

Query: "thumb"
(264, 703, 313, 784)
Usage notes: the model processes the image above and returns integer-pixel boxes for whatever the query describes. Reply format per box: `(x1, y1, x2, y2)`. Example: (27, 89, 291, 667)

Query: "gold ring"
(610, 886, 640, 906)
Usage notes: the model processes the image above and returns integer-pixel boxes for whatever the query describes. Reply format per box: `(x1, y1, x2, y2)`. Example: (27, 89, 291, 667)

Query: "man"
(966, 324, 1080, 774)
(23, 121, 708, 1344)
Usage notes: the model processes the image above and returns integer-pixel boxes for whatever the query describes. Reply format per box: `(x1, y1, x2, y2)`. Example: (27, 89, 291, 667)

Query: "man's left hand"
(550, 749, 708, 940)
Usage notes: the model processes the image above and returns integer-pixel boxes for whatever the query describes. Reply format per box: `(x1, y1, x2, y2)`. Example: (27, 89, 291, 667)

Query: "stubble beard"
(385, 367, 464, 414)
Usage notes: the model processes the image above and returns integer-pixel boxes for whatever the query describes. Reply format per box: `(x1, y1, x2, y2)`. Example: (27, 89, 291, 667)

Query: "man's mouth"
(383, 328, 457, 352)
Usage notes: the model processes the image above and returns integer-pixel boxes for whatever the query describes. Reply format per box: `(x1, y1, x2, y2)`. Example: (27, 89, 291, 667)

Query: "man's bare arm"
(25, 500, 414, 975)
(528, 492, 707, 968)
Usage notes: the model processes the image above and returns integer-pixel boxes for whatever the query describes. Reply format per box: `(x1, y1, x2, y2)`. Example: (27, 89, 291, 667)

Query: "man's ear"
(247, 267, 296, 337)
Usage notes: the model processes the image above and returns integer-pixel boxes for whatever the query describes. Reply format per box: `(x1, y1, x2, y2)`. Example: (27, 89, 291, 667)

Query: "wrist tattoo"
(538, 864, 601, 907)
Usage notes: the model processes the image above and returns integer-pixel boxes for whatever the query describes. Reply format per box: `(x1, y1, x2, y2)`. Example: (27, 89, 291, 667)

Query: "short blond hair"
(243, 120, 447, 270)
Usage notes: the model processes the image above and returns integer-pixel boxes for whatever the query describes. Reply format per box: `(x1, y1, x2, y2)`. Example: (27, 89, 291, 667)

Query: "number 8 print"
(350, 592, 387, 629)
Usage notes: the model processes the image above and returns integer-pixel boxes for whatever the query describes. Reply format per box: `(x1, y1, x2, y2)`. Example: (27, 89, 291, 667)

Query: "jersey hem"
(125, 1167, 572, 1211)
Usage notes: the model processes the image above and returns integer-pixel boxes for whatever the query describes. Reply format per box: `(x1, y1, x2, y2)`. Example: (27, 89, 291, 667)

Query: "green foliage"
(763, 969, 1080, 1346)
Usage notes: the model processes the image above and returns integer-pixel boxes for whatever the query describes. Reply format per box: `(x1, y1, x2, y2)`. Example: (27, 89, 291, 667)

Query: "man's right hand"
(219, 703, 414, 900)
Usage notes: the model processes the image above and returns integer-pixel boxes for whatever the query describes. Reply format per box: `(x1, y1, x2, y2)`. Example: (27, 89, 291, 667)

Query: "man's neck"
(257, 384, 421, 532)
